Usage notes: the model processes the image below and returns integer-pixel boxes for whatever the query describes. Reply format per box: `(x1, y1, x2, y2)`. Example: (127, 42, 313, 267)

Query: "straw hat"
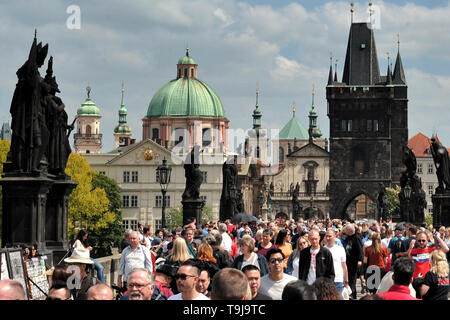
(64, 248, 93, 264)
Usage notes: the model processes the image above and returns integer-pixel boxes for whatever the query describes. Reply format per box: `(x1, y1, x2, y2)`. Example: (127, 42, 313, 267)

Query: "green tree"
(65, 153, 116, 250)
(386, 186, 401, 215)
(166, 205, 214, 231)
(166, 206, 183, 231)
(0, 139, 11, 245)
(90, 172, 124, 258)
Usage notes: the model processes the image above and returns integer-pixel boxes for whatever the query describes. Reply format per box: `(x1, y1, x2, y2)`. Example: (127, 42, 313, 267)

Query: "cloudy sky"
(1, 0, 449, 152)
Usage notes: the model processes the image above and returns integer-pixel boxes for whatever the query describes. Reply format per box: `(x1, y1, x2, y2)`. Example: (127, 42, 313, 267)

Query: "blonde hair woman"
(420, 250, 449, 300)
(165, 237, 191, 267)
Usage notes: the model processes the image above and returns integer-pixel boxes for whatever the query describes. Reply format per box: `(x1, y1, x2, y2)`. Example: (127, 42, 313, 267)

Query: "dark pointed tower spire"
(386, 52, 392, 85)
(393, 34, 406, 84)
(334, 59, 338, 82)
(328, 53, 333, 85)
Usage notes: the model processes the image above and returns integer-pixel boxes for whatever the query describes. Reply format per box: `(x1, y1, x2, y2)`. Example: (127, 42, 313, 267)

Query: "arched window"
(184, 68, 187, 77)
(278, 147, 284, 163)
(191, 68, 194, 77)
(86, 125, 92, 135)
(256, 146, 260, 158)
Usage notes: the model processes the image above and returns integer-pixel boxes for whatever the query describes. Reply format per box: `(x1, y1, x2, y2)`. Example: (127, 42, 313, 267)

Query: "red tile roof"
(408, 133, 449, 157)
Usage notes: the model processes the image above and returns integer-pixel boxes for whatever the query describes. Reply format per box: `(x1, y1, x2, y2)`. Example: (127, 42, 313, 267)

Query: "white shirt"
(259, 274, 297, 300)
(325, 244, 346, 283)
(118, 245, 153, 282)
(168, 293, 210, 300)
(381, 237, 391, 248)
(307, 248, 320, 285)
(221, 232, 232, 252)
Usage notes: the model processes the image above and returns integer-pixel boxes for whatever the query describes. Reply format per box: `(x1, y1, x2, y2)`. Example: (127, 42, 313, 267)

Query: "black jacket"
(343, 234, 364, 266)
(297, 246, 335, 282)
(231, 253, 270, 276)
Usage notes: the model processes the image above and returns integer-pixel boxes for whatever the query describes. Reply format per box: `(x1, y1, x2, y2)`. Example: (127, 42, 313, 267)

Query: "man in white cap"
(64, 247, 95, 300)
(117, 231, 153, 289)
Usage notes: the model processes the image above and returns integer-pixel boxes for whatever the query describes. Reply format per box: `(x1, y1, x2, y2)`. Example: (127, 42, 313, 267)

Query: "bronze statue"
(220, 155, 239, 220)
(377, 183, 389, 221)
(43, 57, 74, 176)
(430, 137, 450, 192)
(9, 33, 49, 173)
(182, 145, 203, 200)
(292, 182, 301, 220)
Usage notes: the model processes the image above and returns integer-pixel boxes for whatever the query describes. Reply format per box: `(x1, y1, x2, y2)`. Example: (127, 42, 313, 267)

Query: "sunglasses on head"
(269, 257, 284, 264)
(175, 273, 196, 280)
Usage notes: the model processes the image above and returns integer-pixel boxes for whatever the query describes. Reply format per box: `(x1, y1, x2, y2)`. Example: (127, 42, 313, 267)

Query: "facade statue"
(182, 145, 203, 200)
(8, 34, 49, 174)
(430, 137, 450, 192)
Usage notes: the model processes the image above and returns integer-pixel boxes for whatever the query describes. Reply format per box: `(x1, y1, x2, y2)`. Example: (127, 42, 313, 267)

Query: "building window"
(200, 196, 207, 203)
(428, 208, 433, 214)
(123, 219, 138, 231)
(122, 195, 130, 207)
(132, 171, 138, 183)
(367, 120, 373, 132)
(98, 171, 106, 175)
(191, 68, 194, 77)
(123, 171, 130, 183)
(417, 163, 422, 174)
(154, 219, 162, 231)
(428, 185, 434, 195)
(341, 120, 347, 131)
(202, 128, 211, 147)
(152, 128, 159, 140)
(374, 120, 379, 132)
(201, 171, 208, 183)
(155, 195, 170, 208)
(278, 147, 284, 163)
(184, 68, 187, 77)
(131, 195, 138, 207)
(428, 164, 433, 174)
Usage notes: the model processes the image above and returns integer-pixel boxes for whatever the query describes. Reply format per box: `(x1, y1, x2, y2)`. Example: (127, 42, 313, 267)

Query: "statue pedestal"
(0, 175, 76, 266)
(432, 192, 450, 227)
(182, 199, 205, 229)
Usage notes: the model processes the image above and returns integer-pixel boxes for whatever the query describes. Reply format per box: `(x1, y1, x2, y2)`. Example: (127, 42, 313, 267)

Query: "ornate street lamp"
(404, 183, 412, 222)
(156, 158, 172, 228)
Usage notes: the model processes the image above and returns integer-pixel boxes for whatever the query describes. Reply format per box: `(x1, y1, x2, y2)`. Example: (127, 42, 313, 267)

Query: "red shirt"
(410, 246, 437, 279)
(378, 285, 420, 300)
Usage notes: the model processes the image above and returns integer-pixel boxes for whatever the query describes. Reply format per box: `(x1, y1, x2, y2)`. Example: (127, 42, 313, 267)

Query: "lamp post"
(404, 183, 412, 222)
(156, 158, 172, 228)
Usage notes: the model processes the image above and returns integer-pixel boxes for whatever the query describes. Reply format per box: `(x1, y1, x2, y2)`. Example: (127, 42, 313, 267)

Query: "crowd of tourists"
(1, 216, 449, 301)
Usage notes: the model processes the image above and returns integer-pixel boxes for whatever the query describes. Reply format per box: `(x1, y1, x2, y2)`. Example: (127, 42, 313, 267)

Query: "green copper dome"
(178, 55, 197, 65)
(114, 124, 131, 134)
(146, 78, 225, 118)
(77, 98, 100, 116)
(278, 115, 309, 140)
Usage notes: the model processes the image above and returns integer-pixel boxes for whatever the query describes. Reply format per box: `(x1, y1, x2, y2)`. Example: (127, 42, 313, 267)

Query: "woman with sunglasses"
(286, 237, 310, 277)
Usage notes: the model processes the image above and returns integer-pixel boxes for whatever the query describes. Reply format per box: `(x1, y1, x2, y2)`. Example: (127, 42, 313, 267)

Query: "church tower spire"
(114, 82, 132, 148)
(393, 34, 406, 84)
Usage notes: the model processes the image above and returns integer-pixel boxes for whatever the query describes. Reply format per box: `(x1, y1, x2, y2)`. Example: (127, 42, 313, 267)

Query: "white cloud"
(1, 0, 449, 150)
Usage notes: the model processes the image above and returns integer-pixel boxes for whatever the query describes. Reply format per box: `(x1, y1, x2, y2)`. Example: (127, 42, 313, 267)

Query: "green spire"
(115, 82, 131, 134)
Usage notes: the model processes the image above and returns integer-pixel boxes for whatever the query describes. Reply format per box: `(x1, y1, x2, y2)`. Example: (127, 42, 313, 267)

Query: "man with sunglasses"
(407, 230, 449, 297)
(168, 260, 210, 300)
(259, 248, 297, 300)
